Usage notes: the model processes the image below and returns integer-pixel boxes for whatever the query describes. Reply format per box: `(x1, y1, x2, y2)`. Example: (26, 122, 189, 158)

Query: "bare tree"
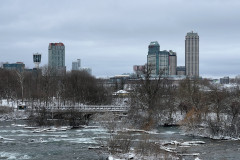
(163, 81, 177, 125)
(0, 69, 18, 104)
(229, 100, 240, 125)
(40, 65, 56, 106)
(209, 85, 228, 123)
(128, 65, 166, 129)
(16, 70, 25, 103)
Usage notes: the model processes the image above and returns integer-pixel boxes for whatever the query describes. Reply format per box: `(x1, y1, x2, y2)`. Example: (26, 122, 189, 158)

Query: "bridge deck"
(32, 105, 129, 113)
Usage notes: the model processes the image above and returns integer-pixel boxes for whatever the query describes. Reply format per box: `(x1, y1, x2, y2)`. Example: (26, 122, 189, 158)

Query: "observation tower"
(33, 53, 41, 69)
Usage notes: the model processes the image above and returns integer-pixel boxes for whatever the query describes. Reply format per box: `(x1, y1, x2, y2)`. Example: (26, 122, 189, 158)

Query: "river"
(0, 121, 109, 160)
(0, 120, 240, 160)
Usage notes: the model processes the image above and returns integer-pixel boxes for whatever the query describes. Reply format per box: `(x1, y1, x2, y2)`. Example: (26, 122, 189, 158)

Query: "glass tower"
(147, 41, 160, 75)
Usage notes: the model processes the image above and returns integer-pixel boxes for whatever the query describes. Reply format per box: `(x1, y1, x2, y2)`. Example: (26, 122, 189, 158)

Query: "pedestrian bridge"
(42, 105, 129, 113)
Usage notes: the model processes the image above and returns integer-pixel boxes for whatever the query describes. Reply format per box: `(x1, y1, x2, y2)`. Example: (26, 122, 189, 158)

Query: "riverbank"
(181, 125, 240, 141)
(1, 107, 239, 141)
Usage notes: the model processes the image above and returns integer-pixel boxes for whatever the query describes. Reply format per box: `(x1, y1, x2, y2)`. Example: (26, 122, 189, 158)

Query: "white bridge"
(42, 105, 130, 113)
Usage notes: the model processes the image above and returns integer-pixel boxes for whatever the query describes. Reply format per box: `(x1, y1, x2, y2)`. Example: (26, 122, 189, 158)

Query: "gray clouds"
(0, 0, 240, 77)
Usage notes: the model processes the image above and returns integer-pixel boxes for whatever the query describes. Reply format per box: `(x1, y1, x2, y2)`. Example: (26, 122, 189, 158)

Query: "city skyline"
(1, 0, 240, 78)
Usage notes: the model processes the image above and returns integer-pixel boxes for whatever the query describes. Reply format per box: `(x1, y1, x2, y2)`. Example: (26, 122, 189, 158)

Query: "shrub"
(0, 106, 13, 114)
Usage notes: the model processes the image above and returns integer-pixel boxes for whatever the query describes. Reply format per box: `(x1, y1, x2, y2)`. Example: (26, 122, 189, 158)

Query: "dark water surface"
(0, 121, 240, 160)
(0, 121, 108, 160)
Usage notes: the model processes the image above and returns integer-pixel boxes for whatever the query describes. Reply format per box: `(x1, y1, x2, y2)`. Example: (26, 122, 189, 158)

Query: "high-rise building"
(185, 31, 199, 77)
(147, 41, 160, 75)
(72, 59, 81, 71)
(169, 50, 177, 75)
(159, 50, 169, 75)
(48, 43, 66, 74)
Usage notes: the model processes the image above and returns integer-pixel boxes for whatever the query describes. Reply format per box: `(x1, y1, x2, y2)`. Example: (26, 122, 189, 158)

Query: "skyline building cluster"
(145, 31, 199, 78)
(147, 41, 176, 76)
(2, 42, 92, 75)
(0, 31, 238, 81)
(1, 31, 198, 78)
(1, 31, 197, 78)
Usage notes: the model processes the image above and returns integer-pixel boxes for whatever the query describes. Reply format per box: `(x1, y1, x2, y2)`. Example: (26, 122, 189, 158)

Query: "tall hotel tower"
(185, 31, 199, 77)
(48, 42, 66, 74)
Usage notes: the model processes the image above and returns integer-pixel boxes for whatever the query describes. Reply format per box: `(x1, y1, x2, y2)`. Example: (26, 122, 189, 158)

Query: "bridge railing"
(39, 105, 129, 112)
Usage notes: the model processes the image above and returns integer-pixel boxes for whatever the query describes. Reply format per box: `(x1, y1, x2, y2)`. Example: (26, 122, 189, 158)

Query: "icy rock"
(180, 141, 205, 146)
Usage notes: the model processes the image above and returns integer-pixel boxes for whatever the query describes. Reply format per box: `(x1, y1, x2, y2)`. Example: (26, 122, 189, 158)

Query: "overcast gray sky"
(1, 0, 240, 78)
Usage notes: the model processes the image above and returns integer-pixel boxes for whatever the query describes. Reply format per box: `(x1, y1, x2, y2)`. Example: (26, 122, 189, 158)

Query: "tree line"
(0, 66, 111, 107)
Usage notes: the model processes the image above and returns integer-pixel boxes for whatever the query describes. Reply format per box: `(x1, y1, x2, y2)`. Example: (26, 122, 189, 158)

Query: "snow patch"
(162, 131, 176, 135)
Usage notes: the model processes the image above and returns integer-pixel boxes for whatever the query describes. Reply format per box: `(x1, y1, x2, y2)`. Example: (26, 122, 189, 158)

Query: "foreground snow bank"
(0, 99, 18, 108)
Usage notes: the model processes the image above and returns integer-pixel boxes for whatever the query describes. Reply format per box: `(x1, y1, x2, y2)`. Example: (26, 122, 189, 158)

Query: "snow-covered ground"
(0, 99, 30, 121)
(0, 99, 18, 108)
(0, 110, 28, 121)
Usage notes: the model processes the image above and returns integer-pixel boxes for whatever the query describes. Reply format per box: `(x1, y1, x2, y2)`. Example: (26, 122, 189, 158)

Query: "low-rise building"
(3, 62, 25, 72)
(133, 65, 145, 77)
(176, 66, 186, 75)
(220, 76, 230, 84)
